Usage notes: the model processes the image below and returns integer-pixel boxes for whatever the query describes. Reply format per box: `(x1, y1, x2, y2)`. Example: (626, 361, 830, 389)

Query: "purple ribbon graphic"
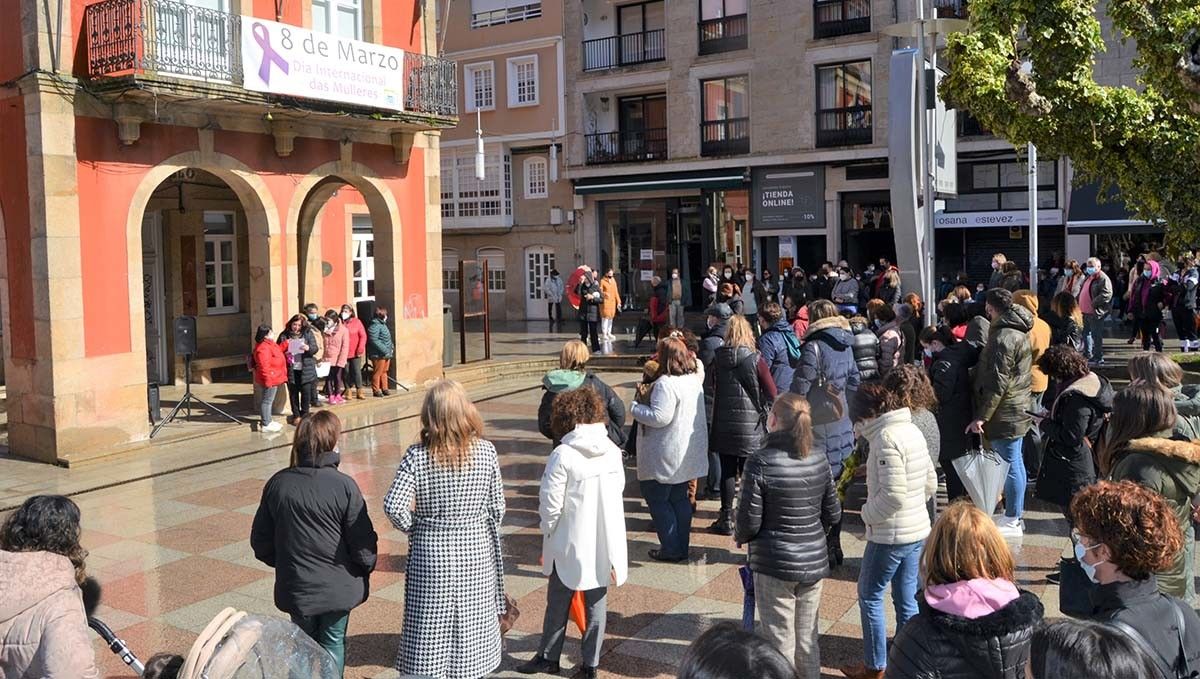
(252, 22, 289, 85)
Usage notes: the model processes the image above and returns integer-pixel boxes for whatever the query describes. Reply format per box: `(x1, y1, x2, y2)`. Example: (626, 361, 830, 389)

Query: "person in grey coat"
(278, 314, 320, 422)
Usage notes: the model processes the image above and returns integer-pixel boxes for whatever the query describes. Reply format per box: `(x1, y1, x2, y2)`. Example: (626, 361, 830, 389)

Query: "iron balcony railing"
(700, 117, 749, 156)
(85, 0, 458, 117)
(582, 29, 666, 71)
(813, 0, 871, 38)
(698, 14, 748, 55)
(584, 128, 668, 164)
(815, 105, 873, 147)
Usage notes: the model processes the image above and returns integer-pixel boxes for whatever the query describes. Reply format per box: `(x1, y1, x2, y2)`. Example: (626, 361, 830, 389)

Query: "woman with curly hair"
(1098, 385, 1200, 602)
(0, 495, 99, 678)
(882, 365, 940, 521)
(1070, 481, 1200, 673)
(1032, 345, 1113, 516)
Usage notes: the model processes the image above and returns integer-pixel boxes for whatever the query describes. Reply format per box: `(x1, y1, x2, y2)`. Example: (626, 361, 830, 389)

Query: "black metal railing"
(933, 0, 968, 18)
(815, 105, 873, 146)
(582, 29, 666, 71)
(698, 14, 748, 55)
(585, 128, 668, 164)
(700, 117, 749, 156)
(813, 0, 871, 38)
(86, 0, 458, 117)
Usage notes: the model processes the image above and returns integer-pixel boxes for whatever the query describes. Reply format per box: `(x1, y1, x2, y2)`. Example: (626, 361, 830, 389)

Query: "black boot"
(709, 509, 733, 536)
(517, 656, 561, 675)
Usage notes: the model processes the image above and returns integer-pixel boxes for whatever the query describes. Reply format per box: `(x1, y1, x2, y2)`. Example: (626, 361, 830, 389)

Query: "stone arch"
(286, 163, 401, 318)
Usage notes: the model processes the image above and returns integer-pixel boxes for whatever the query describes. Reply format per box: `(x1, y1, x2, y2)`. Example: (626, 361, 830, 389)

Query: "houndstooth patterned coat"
(383, 439, 507, 679)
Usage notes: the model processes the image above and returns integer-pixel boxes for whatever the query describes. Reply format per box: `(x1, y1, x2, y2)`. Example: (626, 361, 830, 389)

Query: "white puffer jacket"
(539, 422, 629, 591)
(0, 550, 99, 679)
(859, 408, 937, 545)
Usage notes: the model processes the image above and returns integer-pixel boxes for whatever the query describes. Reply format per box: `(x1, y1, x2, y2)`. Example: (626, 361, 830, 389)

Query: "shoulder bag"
(807, 340, 845, 426)
(1108, 598, 1197, 679)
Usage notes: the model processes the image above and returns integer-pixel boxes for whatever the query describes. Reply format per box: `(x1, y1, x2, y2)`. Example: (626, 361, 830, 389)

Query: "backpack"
(782, 330, 803, 363)
(1109, 598, 1198, 679)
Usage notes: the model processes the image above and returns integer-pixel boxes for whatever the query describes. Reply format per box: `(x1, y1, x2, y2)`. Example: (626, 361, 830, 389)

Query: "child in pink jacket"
(322, 310, 351, 404)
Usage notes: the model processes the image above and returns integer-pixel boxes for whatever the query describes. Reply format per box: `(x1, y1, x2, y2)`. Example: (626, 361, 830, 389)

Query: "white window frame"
(523, 156, 548, 198)
(477, 247, 506, 292)
(351, 219, 375, 302)
(202, 211, 239, 315)
(464, 61, 496, 112)
(506, 55, 539, 108)
(440, 147, 514, 228)
(442, 249, 461, 291)
(311, 0, 363, 39)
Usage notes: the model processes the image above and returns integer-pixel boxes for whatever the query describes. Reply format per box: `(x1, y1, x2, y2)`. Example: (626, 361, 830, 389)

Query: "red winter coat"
(649, 296, 669, 325)
(343, 317, 367, 359)
(253, 340, 288, 388)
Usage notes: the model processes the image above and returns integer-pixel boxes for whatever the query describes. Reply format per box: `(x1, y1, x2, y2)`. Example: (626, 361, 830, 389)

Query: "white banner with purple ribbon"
(240, 17, 405, 111)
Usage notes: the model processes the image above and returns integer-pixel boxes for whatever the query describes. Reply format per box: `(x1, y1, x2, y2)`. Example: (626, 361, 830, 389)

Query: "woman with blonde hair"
(632, 337, 708, 562)
(708, 315, 778, 535)
(537, 340, 626, 447)
(734, 394, 840, 679)
(383, 379, 507, 678)
(885, 502, 1044, 679)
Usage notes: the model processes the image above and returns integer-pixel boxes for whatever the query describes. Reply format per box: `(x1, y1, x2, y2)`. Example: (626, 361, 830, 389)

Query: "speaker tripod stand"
(150, 354, 245, 438)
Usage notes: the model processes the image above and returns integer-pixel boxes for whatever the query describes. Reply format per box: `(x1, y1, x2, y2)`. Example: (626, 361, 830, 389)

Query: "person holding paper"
(278, 314, 319, 424)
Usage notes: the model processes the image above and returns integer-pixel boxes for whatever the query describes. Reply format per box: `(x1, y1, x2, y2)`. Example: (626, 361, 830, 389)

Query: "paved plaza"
(11, 365, 1091, 679)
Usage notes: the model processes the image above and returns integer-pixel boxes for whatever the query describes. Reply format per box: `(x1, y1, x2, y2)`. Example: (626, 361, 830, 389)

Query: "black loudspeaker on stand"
(150, 316, 244, 438)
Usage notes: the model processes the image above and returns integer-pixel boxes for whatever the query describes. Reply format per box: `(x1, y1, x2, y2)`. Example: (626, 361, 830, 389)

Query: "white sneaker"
(262, 421, 284, 433)
(994, 515, 1025, 538)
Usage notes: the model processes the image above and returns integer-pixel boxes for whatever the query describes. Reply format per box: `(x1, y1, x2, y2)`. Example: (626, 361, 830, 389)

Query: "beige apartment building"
(439, 0, 577, 322)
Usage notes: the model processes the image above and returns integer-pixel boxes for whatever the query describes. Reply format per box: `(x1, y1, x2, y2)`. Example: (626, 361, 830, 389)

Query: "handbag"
(1056, 556, 1096, 619)
(807, 340, 845, 426)
(499, 593, 521, 635)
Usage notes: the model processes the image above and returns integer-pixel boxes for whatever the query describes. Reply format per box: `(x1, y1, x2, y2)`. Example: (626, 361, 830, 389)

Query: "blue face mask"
(1085, 267, 1097, 276)
(1073, 535, 1105, 583)
(1143, 269, 1154, 279)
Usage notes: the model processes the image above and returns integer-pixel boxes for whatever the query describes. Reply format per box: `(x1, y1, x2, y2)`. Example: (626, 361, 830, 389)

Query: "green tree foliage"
(942, 0, 1200, 246)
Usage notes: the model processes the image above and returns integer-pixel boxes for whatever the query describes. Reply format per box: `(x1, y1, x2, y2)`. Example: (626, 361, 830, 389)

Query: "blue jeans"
(990, 436, 1026, 518)
(290, 610, 349, 676)
(259, 385, 278, 426)
(640, 480, 692, 559)
(1084, 313, 1105, 362)
(858, 540, 923, 670)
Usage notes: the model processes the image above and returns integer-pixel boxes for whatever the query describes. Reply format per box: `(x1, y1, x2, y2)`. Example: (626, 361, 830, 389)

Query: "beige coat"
(0, 550, 99, 678)
(860, 408, 938, 545)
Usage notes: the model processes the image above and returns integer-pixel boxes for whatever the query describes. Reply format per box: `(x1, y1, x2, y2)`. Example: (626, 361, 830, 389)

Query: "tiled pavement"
(62, 369, 1105, 679)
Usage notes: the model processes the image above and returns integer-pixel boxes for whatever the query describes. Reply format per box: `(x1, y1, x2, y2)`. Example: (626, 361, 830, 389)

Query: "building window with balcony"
(312, 0, 362, 39)
(698, 0, 748, 55)
(585, 93, 668, 164)
(524, 157, 548, 198)
(203, 211, 239, 314)
(700, 76, 750, 156)
(816, 60, 872, 147)
(464, 62, 495, 112)
(478, 247, 507, 291)
(581, 2, 666, 71)
(507, 56, 539, 107)
(471, 0, 542, 28)
(440, 149, 513, 226)
(813, 0, 870, 38)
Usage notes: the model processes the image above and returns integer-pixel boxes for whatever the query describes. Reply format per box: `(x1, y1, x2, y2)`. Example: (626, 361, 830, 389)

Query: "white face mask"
(723, 271, 732, 279)
(672, 272, 679, 279)
(992, 261, 1000, 270)
(839, 273, 850, 281)
(341, 311, 351, 321)
(745, 274, 753, 281)
(1074, 536, 1105, 583)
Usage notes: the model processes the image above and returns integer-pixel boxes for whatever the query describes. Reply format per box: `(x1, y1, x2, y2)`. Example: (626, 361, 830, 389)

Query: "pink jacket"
(344, 317, 367, 359)
(0, 550, 99, 678)
(322, 324, 350, 368)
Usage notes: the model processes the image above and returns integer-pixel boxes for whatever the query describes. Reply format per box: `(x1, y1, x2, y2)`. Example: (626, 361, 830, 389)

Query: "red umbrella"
(566, 266, 587, 309)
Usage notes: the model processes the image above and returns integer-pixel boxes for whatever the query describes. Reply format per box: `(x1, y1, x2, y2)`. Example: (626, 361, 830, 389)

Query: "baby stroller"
(89, 607, 340, 678)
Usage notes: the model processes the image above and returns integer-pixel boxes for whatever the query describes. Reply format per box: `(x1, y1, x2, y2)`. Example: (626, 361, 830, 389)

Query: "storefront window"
(945, 159, 1057, 212)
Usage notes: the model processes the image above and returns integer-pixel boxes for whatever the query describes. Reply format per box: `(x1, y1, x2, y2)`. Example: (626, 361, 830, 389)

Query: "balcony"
(700, 118, 749, 156)
(816, 105, 873, 147)
(813, 0, 871, 38)
(582, 30, 666, 71)
(934, 0, 968, 19)
(585, 128, 667, 164)
(84, 0, 457, 121)
(698, 14, 748, 55)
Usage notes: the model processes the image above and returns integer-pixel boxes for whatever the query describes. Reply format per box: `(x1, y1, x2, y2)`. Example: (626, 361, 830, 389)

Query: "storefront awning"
(1066, 181, 1158, 234)
(573, 169, 748, 195)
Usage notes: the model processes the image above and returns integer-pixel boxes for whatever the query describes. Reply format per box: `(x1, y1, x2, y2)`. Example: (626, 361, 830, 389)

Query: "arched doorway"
(137, 168, 271, 390)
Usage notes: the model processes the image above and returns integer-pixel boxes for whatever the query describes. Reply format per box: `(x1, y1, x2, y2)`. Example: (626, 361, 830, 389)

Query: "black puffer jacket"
(1035, 372, 1113, 507)
(250, 451, 378, 617)
(887, 589, 1044, 679)
(849, 319, 880, 382)
(698, 319, 728, 371)
(733, 431, 840, 583)
(710, 346, 768, 457)
(929, 338, 981, 462)
(537, 371, 627, 447)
